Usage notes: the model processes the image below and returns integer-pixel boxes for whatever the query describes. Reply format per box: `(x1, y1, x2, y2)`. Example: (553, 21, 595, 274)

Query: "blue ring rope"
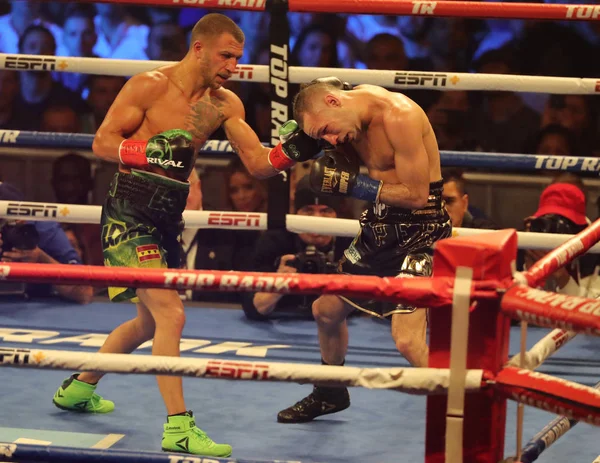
(1, 130, 599, 173)
(518, 380, 600, 463)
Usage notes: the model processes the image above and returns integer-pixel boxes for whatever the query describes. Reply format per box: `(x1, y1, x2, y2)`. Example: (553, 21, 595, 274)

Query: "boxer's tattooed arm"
(185, 97, 226, 143)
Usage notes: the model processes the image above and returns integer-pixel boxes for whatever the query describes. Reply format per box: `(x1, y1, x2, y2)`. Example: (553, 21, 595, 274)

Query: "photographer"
(242, 176, 352, 321)
(0, 183, 94, 303)
(522, 180, 598, 298)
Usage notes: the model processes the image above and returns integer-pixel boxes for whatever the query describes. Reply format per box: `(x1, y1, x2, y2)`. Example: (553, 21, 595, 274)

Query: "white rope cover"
(507, 329, 577, 371)
(2, 54, 599, 94)
(2, 200, 600, 253)
(0, 347, 485, 394)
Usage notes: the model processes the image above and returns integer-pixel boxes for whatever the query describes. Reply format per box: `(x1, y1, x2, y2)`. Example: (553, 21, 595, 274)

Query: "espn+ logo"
(5, 56, 56, 71)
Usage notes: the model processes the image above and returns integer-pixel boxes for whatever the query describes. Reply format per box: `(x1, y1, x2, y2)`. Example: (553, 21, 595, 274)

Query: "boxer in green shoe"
(52, 13, 323, 458)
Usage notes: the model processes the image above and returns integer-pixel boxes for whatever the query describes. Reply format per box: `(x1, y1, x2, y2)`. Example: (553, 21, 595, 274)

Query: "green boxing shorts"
(100, 170, 189, 302)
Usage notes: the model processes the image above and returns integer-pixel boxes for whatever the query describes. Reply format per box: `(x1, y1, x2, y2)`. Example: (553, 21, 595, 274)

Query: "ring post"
(426, 229, 516, 463)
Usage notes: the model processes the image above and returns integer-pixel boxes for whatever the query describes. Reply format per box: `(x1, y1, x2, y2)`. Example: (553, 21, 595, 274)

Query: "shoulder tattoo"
(185, 95, 226, 141)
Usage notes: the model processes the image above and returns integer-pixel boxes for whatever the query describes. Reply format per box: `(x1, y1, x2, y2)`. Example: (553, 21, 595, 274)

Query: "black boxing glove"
(310, 76, 353, 90)
(119, 129, 196, 181)
(268, 120, 322, 172)
(309, 150, 382, 202)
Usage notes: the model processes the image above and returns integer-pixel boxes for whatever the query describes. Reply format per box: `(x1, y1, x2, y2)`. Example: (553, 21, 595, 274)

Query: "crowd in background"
(0, 1, 600, 315)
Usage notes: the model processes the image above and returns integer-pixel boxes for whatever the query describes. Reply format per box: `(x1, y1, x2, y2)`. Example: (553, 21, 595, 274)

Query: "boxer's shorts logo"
(136, 244, 161, 263)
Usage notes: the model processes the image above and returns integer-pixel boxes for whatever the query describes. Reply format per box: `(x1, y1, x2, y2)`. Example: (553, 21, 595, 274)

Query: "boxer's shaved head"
(191, 13, 245, 44)
(293, 81, 339, 129)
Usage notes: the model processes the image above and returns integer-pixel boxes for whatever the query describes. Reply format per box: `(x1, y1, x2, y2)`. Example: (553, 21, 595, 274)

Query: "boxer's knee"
(312, 295, 347, 328)
(391, 309, 428, 365)
(134, 316, 156, 342)
(137, 288, 186, 335)
(394, 332, 425, 357)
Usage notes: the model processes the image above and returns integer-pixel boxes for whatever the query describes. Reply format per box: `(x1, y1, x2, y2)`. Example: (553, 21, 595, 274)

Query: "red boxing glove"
(118, 139, 148, 168)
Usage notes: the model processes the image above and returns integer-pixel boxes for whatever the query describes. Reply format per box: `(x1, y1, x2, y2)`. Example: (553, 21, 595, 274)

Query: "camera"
(287, 246, 336, 274)
(0, 221, 39, 253)
(528, 214, 585, 235)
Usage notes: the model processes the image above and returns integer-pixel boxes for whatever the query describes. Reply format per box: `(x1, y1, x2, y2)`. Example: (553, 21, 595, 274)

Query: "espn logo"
(233, 66, 254, 79)
(206, 360, 269, 380)
(207, 212, 261, 227)
(6, 203, 58, 218)
(394, 72, 447, 87)
(5, 56, 56, 71)
(0, 347, 31, 365)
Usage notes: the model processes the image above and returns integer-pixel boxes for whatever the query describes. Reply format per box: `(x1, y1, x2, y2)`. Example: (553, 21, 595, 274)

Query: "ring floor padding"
(1, 299, 599, 462)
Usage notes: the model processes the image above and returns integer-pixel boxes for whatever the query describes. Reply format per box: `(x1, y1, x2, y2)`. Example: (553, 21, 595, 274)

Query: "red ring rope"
(41, 0, 600, 21)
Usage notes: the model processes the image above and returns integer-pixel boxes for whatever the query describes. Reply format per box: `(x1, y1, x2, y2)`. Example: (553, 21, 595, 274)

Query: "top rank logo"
(565, 5, 600, 19)
(5, 55, 56, 71)
(171, 0, 265, 7)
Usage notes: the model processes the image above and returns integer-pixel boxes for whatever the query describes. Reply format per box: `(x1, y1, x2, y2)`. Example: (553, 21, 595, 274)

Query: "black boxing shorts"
(338, 180, 452, 319)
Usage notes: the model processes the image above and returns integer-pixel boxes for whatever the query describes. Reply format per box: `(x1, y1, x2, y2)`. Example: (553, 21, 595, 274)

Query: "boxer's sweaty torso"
(341, 85, 442, 190)
(336, 86, 451, 318)
(119, 65, 235, 180)
(103, 65, 238, 302)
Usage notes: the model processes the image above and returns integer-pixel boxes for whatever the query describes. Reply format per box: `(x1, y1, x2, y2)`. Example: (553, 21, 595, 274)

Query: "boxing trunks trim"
(101, 171, 189, 302)
(338, 180, 452, 319)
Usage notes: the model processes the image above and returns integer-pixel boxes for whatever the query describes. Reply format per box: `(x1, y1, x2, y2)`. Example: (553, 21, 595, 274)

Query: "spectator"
(51, 152, 93, 205)
(242, 42, 271, 142)
(427, 18, 484, 72)
(522, 182, 593, 296)
(0, 0, 62, 53)
(183, 160, 267, 303)
(40, 105, 81, 133)
(442, 169, 497, 229)
(364, 33, 408, 72)
(345, 14, 404, 45)
(426, 91, 480, 151)
(290, 24, 339, 68)
(55, 4, 98, 94)
(541, 95, 599, 156)
(50, 153, 103, 266)
(146, 7, 179, 26)
(0, 70, 30, 129)
(62, 223, 85, 262)
(241, 176, 351, 320)
(472, 47, 540, 153)
(82, 74, 126, 133)
(16, 24, 89, 130)
(93, 4, 148, 60)
(0, 182, 93, 303)
(145, 22, 187, 62)
(532, 124, 578, 157)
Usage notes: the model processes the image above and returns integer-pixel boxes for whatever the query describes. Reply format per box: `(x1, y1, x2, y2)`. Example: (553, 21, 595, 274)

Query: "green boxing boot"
(53, 374, 115, 413)
(162, 411, 232, 457)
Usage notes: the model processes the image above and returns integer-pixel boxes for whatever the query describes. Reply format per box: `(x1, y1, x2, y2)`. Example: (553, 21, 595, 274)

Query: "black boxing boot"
(277, 359, 350, 423)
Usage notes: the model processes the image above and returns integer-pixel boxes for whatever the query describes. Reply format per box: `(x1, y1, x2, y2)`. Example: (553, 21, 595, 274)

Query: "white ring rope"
(2, 54, 600, 94)
(507, 329, 577, 371)
(0, 347, 485, 394)
(2, 200, 600, 253)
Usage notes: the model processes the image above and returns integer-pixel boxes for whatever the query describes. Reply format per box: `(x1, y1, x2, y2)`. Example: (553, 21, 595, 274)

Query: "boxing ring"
(1, 0, 600, 462)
